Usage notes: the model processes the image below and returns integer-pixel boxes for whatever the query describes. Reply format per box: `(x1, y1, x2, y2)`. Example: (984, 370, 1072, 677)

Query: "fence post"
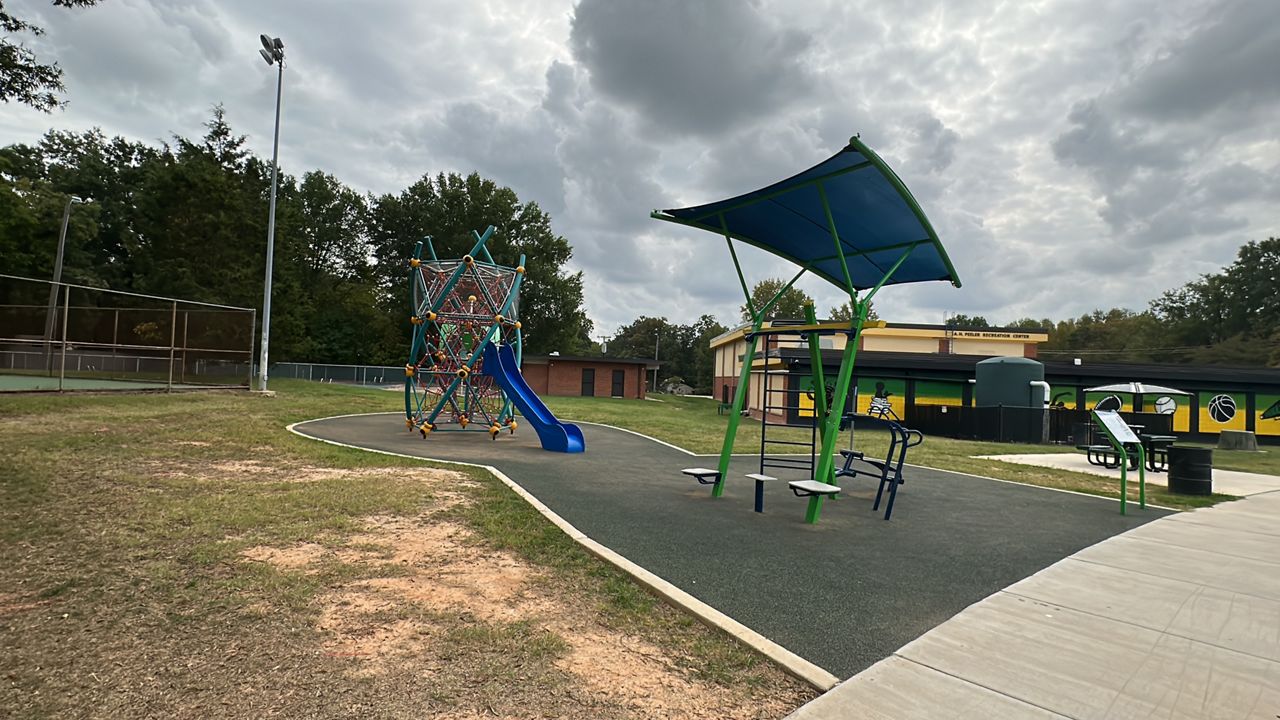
(167, 301, 177, 392)
(58, 284, 69, 391)
(180, 310, 189, 384)
(248, 309, 257, 390)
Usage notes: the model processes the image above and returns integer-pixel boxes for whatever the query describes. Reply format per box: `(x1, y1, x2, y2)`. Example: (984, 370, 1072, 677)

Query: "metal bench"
(745, 473, 775, 512)
(836, 414, 924, 520)
(681, 467, 720, 485)
(788, 479, 842, 498)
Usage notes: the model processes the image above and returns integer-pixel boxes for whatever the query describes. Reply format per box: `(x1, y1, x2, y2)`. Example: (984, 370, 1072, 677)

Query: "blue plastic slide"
(483, 343, 585, 453)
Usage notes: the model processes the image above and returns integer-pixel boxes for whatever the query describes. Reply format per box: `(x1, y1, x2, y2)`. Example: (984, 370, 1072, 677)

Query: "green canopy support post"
(804, 303, 866, 523)
(721, 214, 757, 319)
(712, 250, 806, 497)
(803, 302, 829, 443)
(652, 137, 962, 523)
(805, 245, 915, 523)
(715, 326, 761, 497)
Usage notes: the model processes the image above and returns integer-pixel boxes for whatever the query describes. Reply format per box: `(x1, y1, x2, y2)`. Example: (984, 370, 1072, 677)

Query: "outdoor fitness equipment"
(655, 136, 961, 523)
(403, 226, 584, 453)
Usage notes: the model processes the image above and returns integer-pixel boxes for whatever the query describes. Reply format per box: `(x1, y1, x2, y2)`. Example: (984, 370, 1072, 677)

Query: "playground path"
(291, 413, 1164, 681)
(788, 489, 1280, 719)
(979, 452, 1280, 496)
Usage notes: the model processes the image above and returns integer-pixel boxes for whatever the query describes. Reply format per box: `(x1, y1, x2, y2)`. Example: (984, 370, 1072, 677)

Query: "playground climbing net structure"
(404, 226, 525, 440)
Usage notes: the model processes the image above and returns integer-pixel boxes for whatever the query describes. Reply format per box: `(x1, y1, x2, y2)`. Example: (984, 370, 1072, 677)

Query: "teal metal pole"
(430, 226, 496, 314)
(426, 316, 507, 425)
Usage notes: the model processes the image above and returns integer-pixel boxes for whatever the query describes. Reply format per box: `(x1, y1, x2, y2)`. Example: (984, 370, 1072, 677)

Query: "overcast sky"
(3, 0, 1277, 338)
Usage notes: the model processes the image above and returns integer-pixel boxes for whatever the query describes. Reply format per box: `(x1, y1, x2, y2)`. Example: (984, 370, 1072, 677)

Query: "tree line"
(603, 238, 1278, 396)
(946, 238, 1280, 367)
(0, 109, 594, 365)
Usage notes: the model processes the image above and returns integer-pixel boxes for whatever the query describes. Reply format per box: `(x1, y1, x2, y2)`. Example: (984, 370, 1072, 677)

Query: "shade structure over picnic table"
(1084, 382, 1191, 396)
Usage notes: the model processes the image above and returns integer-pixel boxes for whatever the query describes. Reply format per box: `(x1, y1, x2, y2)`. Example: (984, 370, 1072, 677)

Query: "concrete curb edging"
(285, 414, 840, 692)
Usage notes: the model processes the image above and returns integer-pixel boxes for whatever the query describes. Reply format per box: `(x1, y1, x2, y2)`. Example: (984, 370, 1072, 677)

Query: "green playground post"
(651, 137, 963, 525)
(803, 303, 828, 443)
(804, 305, 864, 523)
(713, 253, 806, 497)
(715, 326, 760, 497)
(721, 214, 757, 319)
(805, 245, 917, 523)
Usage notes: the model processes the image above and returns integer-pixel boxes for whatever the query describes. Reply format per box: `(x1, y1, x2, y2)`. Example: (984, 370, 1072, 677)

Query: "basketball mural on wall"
(1208, 393, 1237, 423)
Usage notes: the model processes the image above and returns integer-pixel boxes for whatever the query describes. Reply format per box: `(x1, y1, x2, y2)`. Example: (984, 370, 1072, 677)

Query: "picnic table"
(1085, 431, 1177, 472)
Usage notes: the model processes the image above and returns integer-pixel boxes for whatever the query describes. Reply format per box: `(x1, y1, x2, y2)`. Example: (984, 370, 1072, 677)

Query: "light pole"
(44, 195, 83, 374)
(257, 34, 285, 391)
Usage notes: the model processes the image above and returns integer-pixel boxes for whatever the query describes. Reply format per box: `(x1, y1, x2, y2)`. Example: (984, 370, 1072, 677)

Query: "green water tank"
(975, 357, 1045, 407)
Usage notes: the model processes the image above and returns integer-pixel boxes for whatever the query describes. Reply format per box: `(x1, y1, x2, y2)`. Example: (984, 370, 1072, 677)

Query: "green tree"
(1005, 317, 1052, 331)
(2, 128, 159, 289)
(605, 314, 726, 392)
(945, 313, 990, 328)
(740, 278, 812, 322)
(827, 299, 878, 323)
(606, 316, 674, 361)
(1152, 237, 1280, 364)
(1, 1, 98, 112)
(684, 313, 727, 392)
(368, 172, 592, 356)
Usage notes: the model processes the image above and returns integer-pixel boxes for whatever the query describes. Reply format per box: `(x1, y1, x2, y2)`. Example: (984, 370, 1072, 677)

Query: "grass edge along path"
(0, 382, 813, 719)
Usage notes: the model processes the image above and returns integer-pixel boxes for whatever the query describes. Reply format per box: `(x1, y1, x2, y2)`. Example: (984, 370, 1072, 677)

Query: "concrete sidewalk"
(978, 452, 1280, 496)
(787, 490, 1280, 719)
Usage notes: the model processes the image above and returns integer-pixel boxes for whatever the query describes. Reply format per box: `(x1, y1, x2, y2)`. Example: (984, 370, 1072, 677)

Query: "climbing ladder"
(756, 329, 817, 480)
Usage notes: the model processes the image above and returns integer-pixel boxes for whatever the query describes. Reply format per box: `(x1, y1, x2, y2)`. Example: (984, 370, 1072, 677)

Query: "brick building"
(521, 354, 658, 399)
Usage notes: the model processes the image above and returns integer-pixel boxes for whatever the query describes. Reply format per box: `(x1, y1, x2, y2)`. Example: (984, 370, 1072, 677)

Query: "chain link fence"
(1, 274, 255, 392)
(269, 362, 404, 386)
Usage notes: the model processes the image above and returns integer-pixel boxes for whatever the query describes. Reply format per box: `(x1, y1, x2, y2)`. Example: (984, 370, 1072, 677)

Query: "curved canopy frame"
(650, 136, 962, 522)
(651, 135, 961, 297)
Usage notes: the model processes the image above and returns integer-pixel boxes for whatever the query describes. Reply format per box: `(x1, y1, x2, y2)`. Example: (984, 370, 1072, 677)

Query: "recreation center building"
(710, 321, 1280, 444)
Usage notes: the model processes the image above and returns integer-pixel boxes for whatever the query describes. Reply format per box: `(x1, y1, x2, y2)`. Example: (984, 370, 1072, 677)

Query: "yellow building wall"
(1197, 392, 1247, 432)
(862, 336, 937, 353)
(950, 339, 1026, 356)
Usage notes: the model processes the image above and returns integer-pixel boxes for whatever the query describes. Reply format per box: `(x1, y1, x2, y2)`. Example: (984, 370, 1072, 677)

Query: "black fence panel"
(907, 405, 1174, 445)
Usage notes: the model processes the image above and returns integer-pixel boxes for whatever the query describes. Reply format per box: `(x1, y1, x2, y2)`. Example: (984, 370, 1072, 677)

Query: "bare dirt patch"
(241, 542, 329, 571)
(246, 513, 806, 718)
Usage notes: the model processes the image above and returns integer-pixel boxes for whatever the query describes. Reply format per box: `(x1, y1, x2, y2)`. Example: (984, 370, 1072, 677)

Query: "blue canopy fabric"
(652, 136, 961, 291)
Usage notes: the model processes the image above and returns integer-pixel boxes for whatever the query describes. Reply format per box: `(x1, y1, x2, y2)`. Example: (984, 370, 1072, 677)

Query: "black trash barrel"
(1167, 446, 1213, 495)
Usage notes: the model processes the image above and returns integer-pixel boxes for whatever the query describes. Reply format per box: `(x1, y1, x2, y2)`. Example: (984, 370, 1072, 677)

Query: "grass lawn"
(0, 382, 811, 719)
(541, 393, 1267, 511)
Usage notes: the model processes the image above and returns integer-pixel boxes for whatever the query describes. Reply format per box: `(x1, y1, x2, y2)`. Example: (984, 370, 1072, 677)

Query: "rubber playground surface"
(293, 413, 1167, 679)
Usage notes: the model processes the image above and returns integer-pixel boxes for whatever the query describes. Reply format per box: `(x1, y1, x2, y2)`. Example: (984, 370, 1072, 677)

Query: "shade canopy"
(1084, 382, 1191, 396)
(651, 136, 961, 292)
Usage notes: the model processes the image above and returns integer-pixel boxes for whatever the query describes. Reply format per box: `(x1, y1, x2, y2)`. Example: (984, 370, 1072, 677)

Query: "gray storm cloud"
(1, 0, 1276, 335)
